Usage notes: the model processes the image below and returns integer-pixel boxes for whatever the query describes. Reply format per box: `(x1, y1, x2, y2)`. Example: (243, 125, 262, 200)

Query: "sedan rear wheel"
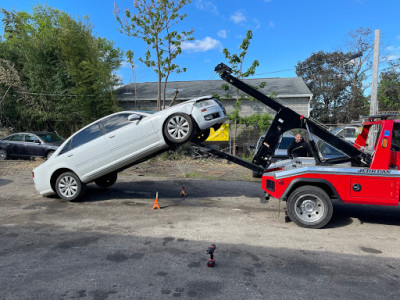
(163, 113, 194, 144)
(55, 172, 85, 201)
(95, 173, 118, 188)
(0, 149, 7, 160)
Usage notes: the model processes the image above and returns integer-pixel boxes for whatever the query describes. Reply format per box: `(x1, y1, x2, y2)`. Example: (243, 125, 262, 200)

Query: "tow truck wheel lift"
(195, 63, 400, 229)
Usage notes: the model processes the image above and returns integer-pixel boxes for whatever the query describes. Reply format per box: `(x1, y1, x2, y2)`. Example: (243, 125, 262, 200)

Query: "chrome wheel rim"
(0, 150, 6, 160)
(294, 194, 324, 223)
(47, 151, 54, 159)
(167, 116, 190, 140)
(58, 175, 78, 198)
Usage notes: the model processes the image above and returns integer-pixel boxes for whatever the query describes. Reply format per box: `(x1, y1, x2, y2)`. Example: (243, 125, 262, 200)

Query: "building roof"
(116, 77, 312, 101)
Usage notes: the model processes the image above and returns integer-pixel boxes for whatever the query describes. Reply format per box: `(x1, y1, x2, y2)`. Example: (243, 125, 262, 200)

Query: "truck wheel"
(163, 113, 194, 144)
(286, 185, 333, 229)
(55, 172, 86, 201)
(94, 172, 117, 188)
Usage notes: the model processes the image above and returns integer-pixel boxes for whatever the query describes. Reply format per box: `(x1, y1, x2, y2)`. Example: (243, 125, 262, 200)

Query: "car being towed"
(32, 96, 227, 201)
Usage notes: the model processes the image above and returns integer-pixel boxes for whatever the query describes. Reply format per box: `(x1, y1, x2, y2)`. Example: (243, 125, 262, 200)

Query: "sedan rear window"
(37, 133, 64, 143)
(25, 135, 40, 143)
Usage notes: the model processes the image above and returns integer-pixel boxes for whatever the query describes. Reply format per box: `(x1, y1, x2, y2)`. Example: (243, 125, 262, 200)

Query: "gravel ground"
(1, 158, 400, 299)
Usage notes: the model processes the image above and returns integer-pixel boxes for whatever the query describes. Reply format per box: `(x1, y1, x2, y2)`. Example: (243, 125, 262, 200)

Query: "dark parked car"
(0, 132, 65, 160)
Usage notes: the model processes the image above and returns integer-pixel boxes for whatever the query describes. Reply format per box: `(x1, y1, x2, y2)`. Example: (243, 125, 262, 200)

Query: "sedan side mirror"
(128, 114, 143, 121)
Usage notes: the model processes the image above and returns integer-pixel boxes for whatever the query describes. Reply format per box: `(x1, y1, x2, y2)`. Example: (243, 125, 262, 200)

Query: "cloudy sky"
(1, 0, 400, 85)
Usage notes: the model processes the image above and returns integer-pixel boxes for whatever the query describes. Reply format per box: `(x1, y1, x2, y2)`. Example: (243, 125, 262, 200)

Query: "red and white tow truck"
(205, 63, 400, 229)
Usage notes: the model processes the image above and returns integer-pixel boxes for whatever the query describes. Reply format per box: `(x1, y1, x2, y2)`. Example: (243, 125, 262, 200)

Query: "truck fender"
(281, 178, 342, 203)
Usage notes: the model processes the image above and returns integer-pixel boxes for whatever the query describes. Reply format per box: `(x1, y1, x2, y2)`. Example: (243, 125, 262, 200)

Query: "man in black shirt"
(287, 133, 311, 158)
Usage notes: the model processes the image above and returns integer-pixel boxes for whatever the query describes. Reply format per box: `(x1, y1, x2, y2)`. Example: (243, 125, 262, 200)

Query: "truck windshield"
(392, 123, 400, 151)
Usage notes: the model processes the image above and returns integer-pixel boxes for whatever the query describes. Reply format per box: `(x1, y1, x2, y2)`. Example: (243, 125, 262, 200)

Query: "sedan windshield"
(37, 133, 65, 143)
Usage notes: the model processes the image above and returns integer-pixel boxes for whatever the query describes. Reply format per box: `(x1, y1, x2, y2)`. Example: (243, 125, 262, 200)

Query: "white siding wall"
(118, 97, 310, 118)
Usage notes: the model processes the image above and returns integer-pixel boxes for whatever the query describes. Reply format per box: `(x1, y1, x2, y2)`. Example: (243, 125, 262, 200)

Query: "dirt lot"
(1, 158, 400, 299)
(0, 156, 257, 181)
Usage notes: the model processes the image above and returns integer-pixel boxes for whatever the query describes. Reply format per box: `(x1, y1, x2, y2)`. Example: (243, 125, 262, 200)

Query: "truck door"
(24, 134, 45, 157)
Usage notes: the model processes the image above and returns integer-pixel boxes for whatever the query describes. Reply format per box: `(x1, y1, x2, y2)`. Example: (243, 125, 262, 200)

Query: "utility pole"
(369, 29, 380, 149)
(370, 29, 380, 116)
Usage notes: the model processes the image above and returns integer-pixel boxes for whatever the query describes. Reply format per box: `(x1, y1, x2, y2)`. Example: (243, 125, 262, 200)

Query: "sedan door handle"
(108, 133, 116, 138)
(67, 153, 73, 157)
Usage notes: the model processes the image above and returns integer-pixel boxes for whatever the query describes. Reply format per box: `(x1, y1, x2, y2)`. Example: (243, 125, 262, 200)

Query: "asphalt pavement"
(1, 170, 400, 299)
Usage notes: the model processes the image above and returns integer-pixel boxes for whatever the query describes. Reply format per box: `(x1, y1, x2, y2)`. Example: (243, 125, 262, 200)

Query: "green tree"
(114, 0, 193, 111)
(296, 51, 355, 123)
(0, 5, 123, 135)
(378, 68, 400, 112)
(296, 28, 373, 124)
(221, 30, 267, 155)
(342, 27, 373, 121)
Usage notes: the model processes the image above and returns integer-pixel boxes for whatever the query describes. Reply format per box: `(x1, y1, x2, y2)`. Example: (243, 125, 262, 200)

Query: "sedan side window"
(70, 123, 102, 150)
(102, 113, 133, 133)
(25, 134, 40, 143)
(10, 134, 24, 142)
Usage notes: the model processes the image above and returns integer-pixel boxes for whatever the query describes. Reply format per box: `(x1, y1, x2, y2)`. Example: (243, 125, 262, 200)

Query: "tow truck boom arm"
(215, 63, 371, 168)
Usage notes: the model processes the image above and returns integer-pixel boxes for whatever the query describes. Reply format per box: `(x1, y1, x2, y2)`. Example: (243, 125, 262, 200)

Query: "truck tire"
(163, 113, 194, 144)
(286, 185, 333, 229)
(94, 172, 117, 188)
(55, 171, 86, 201)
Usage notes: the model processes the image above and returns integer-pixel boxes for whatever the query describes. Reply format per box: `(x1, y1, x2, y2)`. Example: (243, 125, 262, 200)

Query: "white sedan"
(32, 96, 227, 201)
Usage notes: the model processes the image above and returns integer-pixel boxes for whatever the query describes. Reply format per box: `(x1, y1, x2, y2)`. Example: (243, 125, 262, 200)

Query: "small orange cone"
(180, 186, 187, 197)
(152, 192, 160, 210)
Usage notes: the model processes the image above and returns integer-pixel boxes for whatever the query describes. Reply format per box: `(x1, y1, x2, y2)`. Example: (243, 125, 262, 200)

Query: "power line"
(16, 91, 96, 97)
(254, 68, 295, 76)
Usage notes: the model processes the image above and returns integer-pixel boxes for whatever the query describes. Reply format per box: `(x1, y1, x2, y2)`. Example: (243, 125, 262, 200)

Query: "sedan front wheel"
(55, 172, 86, 201)
(0, 149, 7, 160)
(163, 113, 194, 144)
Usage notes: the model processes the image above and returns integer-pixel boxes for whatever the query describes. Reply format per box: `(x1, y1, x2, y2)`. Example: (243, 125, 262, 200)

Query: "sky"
(1, 0, 400, 85)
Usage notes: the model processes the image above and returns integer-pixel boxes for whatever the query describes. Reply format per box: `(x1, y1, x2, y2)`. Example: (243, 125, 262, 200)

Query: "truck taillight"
(266, 179, 275, 192)
(32, 171, 34, 178)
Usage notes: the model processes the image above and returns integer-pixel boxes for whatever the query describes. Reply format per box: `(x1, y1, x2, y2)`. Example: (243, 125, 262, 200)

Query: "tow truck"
(197, 63, 400, 229)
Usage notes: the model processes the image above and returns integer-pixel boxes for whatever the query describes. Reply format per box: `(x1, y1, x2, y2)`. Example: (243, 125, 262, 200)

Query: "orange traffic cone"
(180, 186, 187, 197)
(152, 192, 160, 210)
